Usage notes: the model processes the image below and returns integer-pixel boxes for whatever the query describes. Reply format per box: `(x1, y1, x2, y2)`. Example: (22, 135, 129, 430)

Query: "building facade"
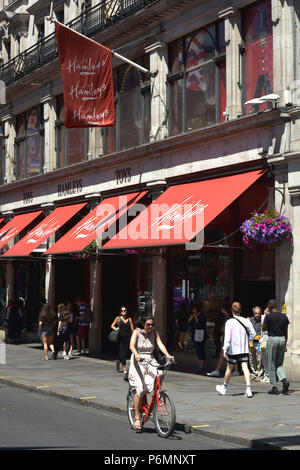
(0, 0, 299, 379)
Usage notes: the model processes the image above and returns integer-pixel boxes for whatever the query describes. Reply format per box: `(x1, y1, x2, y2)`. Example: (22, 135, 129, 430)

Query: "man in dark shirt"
(262, 299, 290, 395)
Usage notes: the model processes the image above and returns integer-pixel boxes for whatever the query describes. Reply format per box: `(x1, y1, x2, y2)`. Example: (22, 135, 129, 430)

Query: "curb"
(0, 377, 284, 451)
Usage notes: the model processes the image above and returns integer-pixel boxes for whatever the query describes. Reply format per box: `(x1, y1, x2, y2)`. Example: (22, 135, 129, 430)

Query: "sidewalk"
(1, 343, 300, 450)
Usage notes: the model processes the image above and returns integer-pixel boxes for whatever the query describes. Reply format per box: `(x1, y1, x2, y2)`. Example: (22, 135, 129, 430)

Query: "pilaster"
(218, 7, 242, 120)
(40, 89, 56, 173)
(145, 41, 168, 141)
(1, 113, 16, 184)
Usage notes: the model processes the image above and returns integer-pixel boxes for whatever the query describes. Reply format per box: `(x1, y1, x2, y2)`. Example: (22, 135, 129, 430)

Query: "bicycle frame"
(140, 374, 166, 424)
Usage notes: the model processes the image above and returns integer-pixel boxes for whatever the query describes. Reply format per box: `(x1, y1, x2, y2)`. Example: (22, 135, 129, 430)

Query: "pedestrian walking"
(188, 303, 207, 374)
(259, 305, 270, 383)
(249, 306, 264, 380)
(64, 301, 77, 359)
(111, 306, 134, 374)
(38, 304, 57, 361)
(216, 302, 256, 398)
(262, 299, 290, 395)
(57, 303, 69, 359)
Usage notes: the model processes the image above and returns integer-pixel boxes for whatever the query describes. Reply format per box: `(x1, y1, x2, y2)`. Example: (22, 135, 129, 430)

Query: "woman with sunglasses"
(128, 314, 175, 432)
(111, 306, 134, 374)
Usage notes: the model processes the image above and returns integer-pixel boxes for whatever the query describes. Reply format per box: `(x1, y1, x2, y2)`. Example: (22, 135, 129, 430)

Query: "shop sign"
(58, 179, 83, 197)
(115, 168, 131, 185)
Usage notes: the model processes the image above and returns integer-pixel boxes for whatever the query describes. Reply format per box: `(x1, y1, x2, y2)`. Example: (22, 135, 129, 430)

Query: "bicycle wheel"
(127, 389, 135, 429)
(127, 390, 145, 431)
(154, 391, 176, 438)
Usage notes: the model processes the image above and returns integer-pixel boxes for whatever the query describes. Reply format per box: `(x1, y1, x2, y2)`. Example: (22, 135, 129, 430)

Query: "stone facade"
(0, 0, 299, 379)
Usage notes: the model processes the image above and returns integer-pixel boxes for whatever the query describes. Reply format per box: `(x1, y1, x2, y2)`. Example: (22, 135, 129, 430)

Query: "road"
(0, 383, 250, 451)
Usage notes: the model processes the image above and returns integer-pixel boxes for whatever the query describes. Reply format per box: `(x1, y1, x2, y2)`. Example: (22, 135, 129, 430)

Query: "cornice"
(0, 108, 283, 196)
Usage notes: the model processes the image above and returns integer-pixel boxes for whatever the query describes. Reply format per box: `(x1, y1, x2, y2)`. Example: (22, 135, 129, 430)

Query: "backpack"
(83, 304, 94, 323)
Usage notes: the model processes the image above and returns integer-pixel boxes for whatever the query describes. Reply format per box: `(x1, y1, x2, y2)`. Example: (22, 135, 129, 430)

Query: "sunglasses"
(145, 323, 154, 327)
(121, 309, 127, 312)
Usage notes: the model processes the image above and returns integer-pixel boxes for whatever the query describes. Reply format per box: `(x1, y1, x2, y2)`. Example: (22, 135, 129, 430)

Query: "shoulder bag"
(108, 317, 120, 343)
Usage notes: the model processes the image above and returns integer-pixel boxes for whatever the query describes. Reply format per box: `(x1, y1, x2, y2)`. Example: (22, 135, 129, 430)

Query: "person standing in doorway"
(188, 303, 207, 374)
(262, 299, 290, 395)
(216, 302, 256, 398)
(111, 306, 134, 374)
(75, 297, 91, 355)
(249, 306, 264, 380)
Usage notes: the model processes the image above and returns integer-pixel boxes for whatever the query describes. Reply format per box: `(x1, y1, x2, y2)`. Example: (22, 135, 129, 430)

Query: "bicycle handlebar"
(139, 356, 176, 369)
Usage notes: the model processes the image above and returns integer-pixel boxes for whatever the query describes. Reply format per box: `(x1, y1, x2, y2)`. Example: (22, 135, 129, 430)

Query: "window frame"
(167, 21, 226, 135)
(15, 106, 44, 180)
(55, 95, 88, 168)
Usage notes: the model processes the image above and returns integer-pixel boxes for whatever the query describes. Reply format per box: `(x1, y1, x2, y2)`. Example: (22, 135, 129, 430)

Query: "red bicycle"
(127, 356, 176, 438)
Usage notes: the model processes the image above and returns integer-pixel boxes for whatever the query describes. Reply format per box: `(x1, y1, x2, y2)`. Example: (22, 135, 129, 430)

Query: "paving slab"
(1, 343, 300, 450)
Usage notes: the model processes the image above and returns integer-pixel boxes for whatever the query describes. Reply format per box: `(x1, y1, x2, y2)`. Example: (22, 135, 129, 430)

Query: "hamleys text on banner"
(55, 21, 115, 128)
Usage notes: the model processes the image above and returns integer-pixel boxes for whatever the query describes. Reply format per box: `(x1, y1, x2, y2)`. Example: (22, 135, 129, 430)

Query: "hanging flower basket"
(240, 209, 292, 250)
(72, 240, 98, 259)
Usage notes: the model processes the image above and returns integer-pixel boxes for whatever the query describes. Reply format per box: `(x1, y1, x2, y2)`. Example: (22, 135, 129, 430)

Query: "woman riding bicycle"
(128, 314, 174, 432)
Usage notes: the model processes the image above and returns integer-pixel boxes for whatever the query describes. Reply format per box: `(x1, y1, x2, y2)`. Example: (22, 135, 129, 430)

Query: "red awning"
(3, 203, 87, 257)
(103, 169, 266, 249)
(45, 191, 147, 254)
(0, 211, 43, 250)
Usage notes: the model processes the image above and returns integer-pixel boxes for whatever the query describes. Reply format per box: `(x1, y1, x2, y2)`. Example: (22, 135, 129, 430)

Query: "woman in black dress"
(111, 306, 134, 374)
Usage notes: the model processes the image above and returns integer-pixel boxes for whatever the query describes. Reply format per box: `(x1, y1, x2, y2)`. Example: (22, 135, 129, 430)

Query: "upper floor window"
(55, 95, 87, 168)
(104, 56, 151, 154)
(15, 107, 44, 180)
(168, 20, 226, 135)
(243, 0, 273, 114)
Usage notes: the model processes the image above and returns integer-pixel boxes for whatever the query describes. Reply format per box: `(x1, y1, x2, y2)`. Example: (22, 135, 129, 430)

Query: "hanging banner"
(55, 21, 115, 128)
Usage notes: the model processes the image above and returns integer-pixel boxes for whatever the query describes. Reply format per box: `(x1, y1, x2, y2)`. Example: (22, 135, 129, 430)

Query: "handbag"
(108, 329, 119, 343)
(194, 329, 204, 342)
(108, 317, 121, 343)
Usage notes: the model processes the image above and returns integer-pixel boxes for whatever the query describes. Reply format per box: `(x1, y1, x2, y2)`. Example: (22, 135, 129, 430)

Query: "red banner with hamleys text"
(55, 21, 115, 128)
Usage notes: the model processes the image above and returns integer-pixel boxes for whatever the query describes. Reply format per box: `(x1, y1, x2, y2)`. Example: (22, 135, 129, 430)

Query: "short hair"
(232, 302, 241, 315)
(253, 306, 262, 313)
(267, 299, 278, 311)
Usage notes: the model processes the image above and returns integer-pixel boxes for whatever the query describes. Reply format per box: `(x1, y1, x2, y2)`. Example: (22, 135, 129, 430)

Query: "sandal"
(134, 418, 142, 432)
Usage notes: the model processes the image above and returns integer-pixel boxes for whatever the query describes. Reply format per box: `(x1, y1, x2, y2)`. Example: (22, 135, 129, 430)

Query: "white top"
(223, 316, 256, 355)
(260, 314, 269, 342)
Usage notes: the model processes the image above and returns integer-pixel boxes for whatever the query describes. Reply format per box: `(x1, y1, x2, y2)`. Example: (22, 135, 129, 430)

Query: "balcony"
(0, 0, 158, 86)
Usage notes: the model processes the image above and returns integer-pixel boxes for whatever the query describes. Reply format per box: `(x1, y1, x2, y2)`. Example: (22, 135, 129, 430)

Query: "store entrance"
(55, 258, 90, 307)
(102, 254, 137, 353)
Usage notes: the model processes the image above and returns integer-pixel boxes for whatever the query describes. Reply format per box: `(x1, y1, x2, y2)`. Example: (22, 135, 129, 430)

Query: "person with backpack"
(216, 302, 256, 398)
(75, 297, 94, 355)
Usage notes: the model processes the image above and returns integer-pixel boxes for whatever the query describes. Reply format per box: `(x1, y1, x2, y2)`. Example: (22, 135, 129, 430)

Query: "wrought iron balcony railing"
(0, 0, 158, 86)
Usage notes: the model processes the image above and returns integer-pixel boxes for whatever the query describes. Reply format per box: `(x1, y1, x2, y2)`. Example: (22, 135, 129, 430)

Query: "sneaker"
(260, 376, 269, 383)
(62, 351, 67, 357)
(216, 384, 227, 396)
(231, 371, 240, 377)
(207, 370, 220, 377)
(282, 380, 290, 395)
(245, 387, 253, 398)
(64, 355, 70, 360)
(268, 387, 279, 395)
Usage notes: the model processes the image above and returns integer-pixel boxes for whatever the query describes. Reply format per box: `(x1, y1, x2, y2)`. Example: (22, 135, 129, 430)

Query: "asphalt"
(1, 342, 300, 450)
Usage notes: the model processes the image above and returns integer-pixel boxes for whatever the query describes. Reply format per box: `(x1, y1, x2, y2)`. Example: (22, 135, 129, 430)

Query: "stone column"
(218, 7, 242, 120)
(41, 204, 56, 310)
(145, 42, 168, 141)
(272, 0, 295, 104)
(2, 112, 16, 184)
(85, 192, 102, 353)
(146, 180, 168, 342)
(2, 211, 15, 304)
(284, 155, 300, 381)
(41, 90, 56, 173)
